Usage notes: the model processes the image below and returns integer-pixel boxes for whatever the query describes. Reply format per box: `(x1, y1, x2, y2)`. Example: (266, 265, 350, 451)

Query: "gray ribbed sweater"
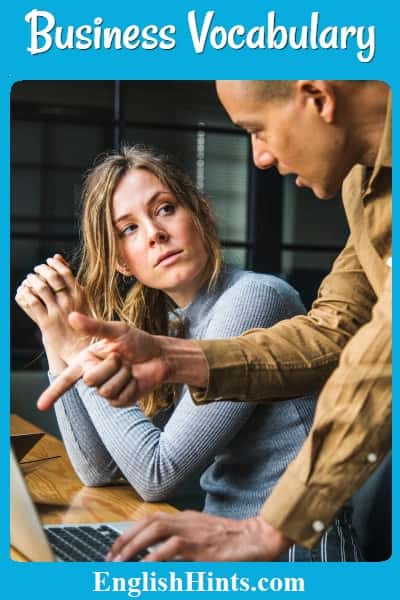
(54, 265, 316, 519)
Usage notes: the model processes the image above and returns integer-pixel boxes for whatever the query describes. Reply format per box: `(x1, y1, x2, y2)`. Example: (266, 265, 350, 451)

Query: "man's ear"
(295, 80, 336, 124)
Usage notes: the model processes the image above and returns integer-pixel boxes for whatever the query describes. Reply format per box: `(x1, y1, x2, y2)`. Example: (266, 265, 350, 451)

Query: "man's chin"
(295, 176, 340, 200)
(311, 184, 340, 200)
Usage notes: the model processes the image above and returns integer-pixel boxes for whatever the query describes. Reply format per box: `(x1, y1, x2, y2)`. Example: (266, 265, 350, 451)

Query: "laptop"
(10, 449, 149, 562)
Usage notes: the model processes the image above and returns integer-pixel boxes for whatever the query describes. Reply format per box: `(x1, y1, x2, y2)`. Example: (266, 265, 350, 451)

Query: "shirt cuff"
(259, 468, 346, 548)
(189, 339, 250, 404)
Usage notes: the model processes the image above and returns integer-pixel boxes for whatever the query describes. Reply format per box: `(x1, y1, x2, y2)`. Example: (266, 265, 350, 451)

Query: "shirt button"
(312, 520, 325, 533)
(367, 452, 378, 463)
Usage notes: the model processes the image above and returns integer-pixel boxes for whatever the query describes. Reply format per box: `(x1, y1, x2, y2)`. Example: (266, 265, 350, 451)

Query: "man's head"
(216, 80, 382, 200)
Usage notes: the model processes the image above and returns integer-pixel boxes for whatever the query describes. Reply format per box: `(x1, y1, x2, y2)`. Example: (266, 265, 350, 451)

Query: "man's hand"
(36, 312, 169, 410)
(37, 312, 209, 410)
(106, 511, 293, 562)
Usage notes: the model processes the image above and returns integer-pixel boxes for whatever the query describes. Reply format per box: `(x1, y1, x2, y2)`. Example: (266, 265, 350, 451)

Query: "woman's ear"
(116, 259, 132, 276)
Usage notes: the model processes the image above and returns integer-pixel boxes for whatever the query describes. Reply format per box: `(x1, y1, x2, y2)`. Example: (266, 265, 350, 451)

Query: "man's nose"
(251, 136, 275, 170)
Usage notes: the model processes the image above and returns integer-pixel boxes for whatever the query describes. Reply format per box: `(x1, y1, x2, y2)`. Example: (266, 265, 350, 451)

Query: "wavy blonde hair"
(76, 145, 222, 417)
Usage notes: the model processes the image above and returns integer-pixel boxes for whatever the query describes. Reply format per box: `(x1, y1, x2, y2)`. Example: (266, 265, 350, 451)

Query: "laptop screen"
(10, 449, 55, 561)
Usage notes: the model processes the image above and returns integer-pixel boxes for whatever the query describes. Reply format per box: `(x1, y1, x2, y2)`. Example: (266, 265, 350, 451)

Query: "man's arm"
(260, 271, 391, 547)
(191, 236, 377, 403)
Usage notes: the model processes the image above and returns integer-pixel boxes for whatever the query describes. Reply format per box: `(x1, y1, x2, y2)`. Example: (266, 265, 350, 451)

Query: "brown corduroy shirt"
(191, 96, 392, 548)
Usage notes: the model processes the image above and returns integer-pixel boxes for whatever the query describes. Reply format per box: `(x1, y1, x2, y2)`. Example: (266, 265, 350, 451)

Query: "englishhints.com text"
(93, 570, 305, 597)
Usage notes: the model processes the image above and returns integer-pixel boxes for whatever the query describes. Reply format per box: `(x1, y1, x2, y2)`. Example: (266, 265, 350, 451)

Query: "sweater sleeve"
(53, 379, 122, 486)
(71, 275, 308, 501)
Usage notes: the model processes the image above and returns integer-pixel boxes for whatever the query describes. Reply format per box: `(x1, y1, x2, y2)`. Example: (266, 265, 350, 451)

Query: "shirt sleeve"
(260, 271, 391, 547)
(191, 236, 377, 403)
(59, 277, 307, 502)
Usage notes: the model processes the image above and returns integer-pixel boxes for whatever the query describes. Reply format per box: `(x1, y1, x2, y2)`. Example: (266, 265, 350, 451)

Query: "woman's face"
(112, 168, 210, 307)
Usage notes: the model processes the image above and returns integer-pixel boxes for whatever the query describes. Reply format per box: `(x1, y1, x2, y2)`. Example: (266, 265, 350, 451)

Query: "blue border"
(2, 0, 396, 598)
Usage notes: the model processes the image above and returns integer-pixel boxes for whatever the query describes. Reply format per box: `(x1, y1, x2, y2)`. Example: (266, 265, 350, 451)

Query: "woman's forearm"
(42, 337, 68, 375)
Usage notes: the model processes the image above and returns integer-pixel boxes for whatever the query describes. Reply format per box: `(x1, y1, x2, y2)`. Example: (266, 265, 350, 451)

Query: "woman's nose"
(149, 228, 169, 246)
(251, 136, 275, 170)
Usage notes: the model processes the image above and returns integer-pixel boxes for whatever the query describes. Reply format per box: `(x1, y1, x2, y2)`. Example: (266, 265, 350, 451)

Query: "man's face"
(216, 81, 350, 200)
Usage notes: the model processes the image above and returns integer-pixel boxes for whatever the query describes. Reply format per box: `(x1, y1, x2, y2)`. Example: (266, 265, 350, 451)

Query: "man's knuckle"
(170, 535, 184, 549)
(83, 373, 94, 386)
(115, 396, 128, 406)
(153, 521, 168, 537)
(61, 373, 75, 387)
(121, 543, 138, 561)
(107, 354, 119, 368)
(153, 510, 167, 519)
(99, 384, 112, 398)
(120, 393, 133, 406)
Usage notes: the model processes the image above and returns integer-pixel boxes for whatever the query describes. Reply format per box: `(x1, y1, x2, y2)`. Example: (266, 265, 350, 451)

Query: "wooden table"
(11, 413, 178, 561)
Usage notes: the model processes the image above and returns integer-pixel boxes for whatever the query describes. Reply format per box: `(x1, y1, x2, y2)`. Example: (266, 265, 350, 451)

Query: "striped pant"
(277, 508, 363, 562)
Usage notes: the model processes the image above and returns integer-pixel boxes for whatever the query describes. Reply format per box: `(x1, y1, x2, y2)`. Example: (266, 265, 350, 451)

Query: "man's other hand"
(106, 511, 292, 562)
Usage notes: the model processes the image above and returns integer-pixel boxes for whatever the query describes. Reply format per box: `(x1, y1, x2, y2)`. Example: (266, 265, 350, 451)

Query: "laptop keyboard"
(45, 525, 149, 562)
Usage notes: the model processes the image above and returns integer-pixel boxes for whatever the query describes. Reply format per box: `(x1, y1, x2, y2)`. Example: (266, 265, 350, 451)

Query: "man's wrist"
(156, 336, 210, 388)
(253, 516, 293, 559)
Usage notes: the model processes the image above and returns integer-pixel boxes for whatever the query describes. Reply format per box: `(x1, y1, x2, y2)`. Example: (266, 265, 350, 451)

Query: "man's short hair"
(246, 80, 295, 101)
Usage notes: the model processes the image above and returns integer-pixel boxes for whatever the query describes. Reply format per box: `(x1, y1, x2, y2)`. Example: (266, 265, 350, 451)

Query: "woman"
(16, 146, 361, 561)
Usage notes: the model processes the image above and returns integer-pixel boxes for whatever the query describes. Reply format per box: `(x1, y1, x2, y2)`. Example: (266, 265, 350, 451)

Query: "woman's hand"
(33, 254, 87, 316)
(15, 255, 89, 366)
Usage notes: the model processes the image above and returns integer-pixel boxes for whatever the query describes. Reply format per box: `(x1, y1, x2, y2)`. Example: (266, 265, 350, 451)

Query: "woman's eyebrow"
(113, 191, 170, 225)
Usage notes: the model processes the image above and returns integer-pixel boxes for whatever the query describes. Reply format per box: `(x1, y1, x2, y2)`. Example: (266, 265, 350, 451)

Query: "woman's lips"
(156, 250, 183, 267)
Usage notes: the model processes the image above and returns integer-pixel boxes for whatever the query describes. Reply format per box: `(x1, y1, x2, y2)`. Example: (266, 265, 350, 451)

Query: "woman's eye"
(158, 203, 176, 216)
(119, 224, 137, 237)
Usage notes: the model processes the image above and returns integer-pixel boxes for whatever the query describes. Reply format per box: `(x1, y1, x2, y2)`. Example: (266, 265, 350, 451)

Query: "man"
(38, 80, 391, 561)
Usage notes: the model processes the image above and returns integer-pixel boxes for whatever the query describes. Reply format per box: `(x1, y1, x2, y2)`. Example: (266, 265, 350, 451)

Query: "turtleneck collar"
(174, 264, 236, 333)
